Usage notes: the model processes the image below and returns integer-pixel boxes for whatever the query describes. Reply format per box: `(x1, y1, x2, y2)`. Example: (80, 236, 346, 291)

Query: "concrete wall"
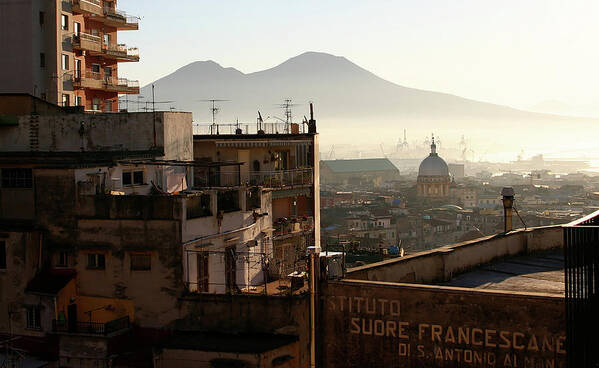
(0, 230, 44, 336)
(178, 294, 310, 368)
(346, 226, 563, 284)
(74, 218, 182, 327)
(154, 341, 300, 368)
(0, 112, 192, 157)
(320, 279, 565, 368)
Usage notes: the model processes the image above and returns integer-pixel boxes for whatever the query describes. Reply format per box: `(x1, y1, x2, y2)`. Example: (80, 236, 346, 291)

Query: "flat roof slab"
(441, 249, 564, 295)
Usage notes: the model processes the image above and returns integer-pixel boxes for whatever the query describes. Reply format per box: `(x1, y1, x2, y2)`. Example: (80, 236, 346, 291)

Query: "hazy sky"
(118, 0, 599, 115)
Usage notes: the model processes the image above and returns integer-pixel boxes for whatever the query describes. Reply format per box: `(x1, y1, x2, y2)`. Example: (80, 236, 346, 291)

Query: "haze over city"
(114, 0, 599, 167)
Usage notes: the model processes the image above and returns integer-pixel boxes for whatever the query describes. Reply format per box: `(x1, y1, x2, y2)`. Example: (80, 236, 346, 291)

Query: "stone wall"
(320, 279, 565, 368)
(346, 226, 563, 284)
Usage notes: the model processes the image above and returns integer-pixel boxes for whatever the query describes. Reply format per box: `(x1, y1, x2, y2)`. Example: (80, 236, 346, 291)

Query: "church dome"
(418, 138, 449, 177)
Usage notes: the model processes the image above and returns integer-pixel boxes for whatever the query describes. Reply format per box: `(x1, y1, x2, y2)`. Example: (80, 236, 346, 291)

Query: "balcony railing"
(103, 43, 140, 61)
(194, 122, 300, 135)
(72, 32, 102, 52)
(103, 7, 139, 28)
(72, 0, 103, 16)
(274, 216, 314, 237)
(52, 316, 130, 335)
(194, 168, 313, 188)
(104, 77, 140, 93)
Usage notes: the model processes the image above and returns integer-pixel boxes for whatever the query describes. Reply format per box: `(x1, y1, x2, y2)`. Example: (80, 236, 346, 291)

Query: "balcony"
(52, 316, 130, 336)
(102, 43, 140, 62)
(72, 0, 103, 16)
(73, 71, 104, 90)
(104, 77, 140, 94)
(72, 33, 102, 53)
(274, 216, 314, 238)
(100, 7, 139, 30)
(73, 72, 139, 94)
(194, 168, 314, 188)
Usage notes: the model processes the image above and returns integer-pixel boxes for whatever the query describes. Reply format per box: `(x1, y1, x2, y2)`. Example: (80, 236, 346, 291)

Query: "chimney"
(308, 102, 317, 134)
(501, 187, 515, 232)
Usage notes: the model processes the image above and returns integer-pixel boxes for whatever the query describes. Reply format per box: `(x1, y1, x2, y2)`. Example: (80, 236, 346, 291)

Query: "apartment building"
(0, 95, 317, 366)
(192, 118, 320, 284)
(0, 0, 139, 111)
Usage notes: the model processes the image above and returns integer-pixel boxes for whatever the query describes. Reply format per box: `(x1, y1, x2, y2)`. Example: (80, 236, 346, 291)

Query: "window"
(26, 306, 41, 329)
(74, 21, 81, 36)
(122, 170, 144, 187)
(61, 54, 68, 70)
(217, 190, 240, 213)
(57, 251, 68, 267)
(0, 241, 6, 269)
(92, 98, 101, 111)
(130, 254, 151, 271)
(104, 100, 113, 112)
(1, 168, 32, 188)
(197, 252, 209, 292)
(61, 14, 68, 30)
(74, 59, 81, 79)
(87, 253, 105, 270)
(103, 33, 110, 45)
(39, 11, 44, 26)
(91, 64, 100, 73)
(76, 96, 83, 106)
(186, 194, 212, 218)
(62, 94, 70, 107)
(40, 53, 45, 68)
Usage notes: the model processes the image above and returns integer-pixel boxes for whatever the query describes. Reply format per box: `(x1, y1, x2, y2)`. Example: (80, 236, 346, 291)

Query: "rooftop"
(321, 158, 399, 173)
(440, 249, 564, 295)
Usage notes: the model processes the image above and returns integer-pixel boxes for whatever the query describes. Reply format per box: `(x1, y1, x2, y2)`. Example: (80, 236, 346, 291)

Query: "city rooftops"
(321, 158, 399, 173)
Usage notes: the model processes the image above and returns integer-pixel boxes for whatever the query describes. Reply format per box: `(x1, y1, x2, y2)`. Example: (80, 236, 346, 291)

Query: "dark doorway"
(197, 252, 209, 292)
(67, 303, 77, 332)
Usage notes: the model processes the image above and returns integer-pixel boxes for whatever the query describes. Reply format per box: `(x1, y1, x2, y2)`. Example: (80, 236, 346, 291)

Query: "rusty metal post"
(501, 187, 515, 232)
(307, 245, 320, 368)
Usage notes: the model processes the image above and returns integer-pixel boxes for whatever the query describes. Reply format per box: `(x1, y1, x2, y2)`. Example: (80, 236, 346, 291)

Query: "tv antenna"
(274, 99, 300, 133)
(198, 99, 230, 125)
(257, 111, 264, 134)
(142, 100, 174, 111)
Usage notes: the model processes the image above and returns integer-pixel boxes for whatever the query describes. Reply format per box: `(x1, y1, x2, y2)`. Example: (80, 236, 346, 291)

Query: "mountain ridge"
(138, 51, 595, 125)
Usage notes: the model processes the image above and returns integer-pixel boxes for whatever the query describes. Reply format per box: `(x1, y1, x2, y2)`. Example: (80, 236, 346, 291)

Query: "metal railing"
(104, 43, 139, 60)
(194, 168, 313, 188)
(74, 0, 101, 6)
(74, 32, 101, 43)
(249, 169, 313, 187)
(85, 71, 102, 80)
(194, 122, 299, 135)
(564, 209, 599, 366)
(274, 216, 314, 237)
(104, 7, 139, 25)
(52, 316, 130, 335)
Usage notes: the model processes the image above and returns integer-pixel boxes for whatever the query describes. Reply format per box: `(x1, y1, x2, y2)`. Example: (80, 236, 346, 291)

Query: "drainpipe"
(38, 232, 43, 271)
(307, 245, 320, 368)
(501, 187, 515, 232)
